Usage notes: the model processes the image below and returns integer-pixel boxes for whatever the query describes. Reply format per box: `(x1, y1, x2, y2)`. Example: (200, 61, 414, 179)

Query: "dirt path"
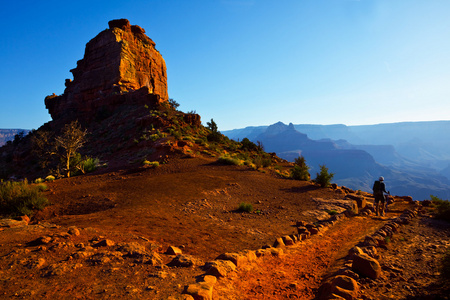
(213, 216, 385, 299)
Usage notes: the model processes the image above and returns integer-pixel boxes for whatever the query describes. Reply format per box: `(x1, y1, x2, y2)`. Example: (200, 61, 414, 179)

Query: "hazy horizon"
(1, 0, 450, 131)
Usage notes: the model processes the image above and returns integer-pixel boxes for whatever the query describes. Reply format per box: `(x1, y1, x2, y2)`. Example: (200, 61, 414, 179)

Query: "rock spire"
(45, 19, 168, 122)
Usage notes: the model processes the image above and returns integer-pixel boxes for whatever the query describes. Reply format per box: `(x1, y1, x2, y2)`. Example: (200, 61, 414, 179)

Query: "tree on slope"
(55, 121, 87, 178)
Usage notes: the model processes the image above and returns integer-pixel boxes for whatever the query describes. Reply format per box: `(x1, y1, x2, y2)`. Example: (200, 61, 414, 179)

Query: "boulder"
(282, 235, 295, 246)
(93, 239, 115, 247)
(331, 275, 359, 299)
(204, 260, 236, 277)
(117, 242, 149, 257)
(183, 275, 217, 300)
(308, 227, 319, 235)
(216, 252, 247, 267)
(166, 246, 183, 255)
(351, 253, 381, 279)
(319, 275, 359, 300)
(273, 237, 286, 248)
(255, 247, 284, 257)
(0, 219, 29, 228)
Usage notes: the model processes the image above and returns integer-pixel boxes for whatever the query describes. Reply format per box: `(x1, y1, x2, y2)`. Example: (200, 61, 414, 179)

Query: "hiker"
(373, 176, 389, 216)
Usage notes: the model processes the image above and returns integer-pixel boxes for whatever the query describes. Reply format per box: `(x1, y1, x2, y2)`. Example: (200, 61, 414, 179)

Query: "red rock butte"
(45, 19, 168, 122)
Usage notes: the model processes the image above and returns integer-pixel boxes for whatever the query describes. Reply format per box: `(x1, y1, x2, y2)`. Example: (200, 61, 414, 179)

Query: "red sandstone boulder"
(351, 253, 381, 279)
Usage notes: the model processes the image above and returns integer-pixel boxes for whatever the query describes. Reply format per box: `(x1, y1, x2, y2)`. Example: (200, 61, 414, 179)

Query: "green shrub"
(314, 165, 334, 187)
(241, 138, 259, 152)
(327, 209, 338, 215)
(36, 184, 48, 192)
(206, 119, 222, 142)
(80, 157, 100, 174)
(0, 180, 49, 217)
(34, 178, 45, 184)
(238, 202, 253, 213)
(217, 156, 241, 166)
(291, 165, 310, 181)
(430, 195, 450, 222)
(143, 160, 160, 168)
(45, 175, 55, 182)
(291, 156, 310, 181)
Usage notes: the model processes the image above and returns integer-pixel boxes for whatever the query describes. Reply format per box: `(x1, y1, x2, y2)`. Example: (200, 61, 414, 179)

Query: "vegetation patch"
(238, 202, 253, 213)
(327, 209, 338, 215)
(45, 175, 55, 182)
(217, 156, 241, 166)
(314, 165, 334, 187)
(143, 160, 160, 168)
(0, 180, 49, 217)
(430, 195, 450, 222)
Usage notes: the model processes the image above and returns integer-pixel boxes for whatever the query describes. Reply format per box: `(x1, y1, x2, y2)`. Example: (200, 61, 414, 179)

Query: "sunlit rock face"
(45, 19, 168, 122)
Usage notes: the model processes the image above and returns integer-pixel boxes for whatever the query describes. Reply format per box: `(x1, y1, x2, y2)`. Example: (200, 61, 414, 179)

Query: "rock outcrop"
(45, 19, 168, 122)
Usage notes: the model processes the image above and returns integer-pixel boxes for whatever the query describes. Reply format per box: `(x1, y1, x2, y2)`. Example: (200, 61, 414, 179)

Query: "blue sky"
(1, 0, 449, 130)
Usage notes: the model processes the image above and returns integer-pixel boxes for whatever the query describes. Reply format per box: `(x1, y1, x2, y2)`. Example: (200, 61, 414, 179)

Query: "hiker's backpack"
(373, 180, 382, 193)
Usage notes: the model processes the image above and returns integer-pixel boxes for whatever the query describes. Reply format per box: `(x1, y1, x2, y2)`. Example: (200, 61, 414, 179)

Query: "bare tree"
(55, 121, 87, 178)
(31, 130, 57, 169)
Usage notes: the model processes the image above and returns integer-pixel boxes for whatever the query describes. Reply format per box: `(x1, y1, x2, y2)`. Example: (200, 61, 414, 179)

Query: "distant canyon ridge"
(223, 121, 450, 200)
(0, 129, 30, 146)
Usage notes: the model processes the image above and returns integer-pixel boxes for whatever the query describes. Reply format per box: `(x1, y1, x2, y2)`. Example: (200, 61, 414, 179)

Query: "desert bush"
(35, 178, 45, 184)
(206, 119, 222, 142)
(238, 202, 253, 213)
(327, 209, 338, 215)
(241, 138, 259, 152)
(217, 156, 241, 166)
(36, 183, 48, 192)
(290, 165, 310, 181)
(143, 160, 160, 168)
(430, 195, 450, 222)
(314, 165, 334, 187)
(291, 155, 310, 181)
(0, 179, 49, 217)
(45, 175, 55, 182)
(275, 169, 290, 179)
(79, 157, 100, 174)
(253, 155, 272, 169)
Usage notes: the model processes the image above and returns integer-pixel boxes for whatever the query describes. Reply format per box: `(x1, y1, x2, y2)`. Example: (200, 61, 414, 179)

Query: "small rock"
(216, 252, 247, 267)
(68, 227, 80, 236)
(282, 235, 294, 246)
(34, 236, 52, 245)
(168, 254, 203, 268)
(166, 246, 182, 255)
(273, 237, 286, 248)
(93, 239, 115, 247)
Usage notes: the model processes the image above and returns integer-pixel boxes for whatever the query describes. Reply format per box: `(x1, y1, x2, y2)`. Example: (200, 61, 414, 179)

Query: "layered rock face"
(45, 19, 168, 122)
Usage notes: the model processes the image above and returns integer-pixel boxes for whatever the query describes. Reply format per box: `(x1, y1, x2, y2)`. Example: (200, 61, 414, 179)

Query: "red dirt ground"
(1, 156, 449, 299)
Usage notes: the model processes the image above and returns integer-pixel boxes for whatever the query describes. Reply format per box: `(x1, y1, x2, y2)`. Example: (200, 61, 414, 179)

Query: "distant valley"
(223, 121, 450, 200)
(0, 129, 30, 146)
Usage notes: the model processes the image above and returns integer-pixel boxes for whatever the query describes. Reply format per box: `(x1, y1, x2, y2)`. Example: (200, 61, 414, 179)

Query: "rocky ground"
(1, 157, 449, 299)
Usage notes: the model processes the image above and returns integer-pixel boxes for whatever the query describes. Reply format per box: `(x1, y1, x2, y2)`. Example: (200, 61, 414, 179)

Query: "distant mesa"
(45, 18, 168, 122)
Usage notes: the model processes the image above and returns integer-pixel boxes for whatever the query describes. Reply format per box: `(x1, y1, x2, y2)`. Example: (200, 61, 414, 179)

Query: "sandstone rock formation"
(45, 19, 168, 122)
